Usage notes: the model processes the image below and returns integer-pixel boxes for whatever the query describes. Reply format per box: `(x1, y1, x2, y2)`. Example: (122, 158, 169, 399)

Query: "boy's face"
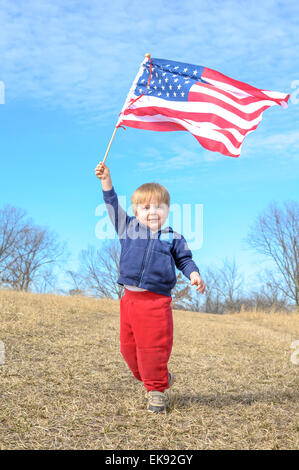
(135, 197, 169, 231)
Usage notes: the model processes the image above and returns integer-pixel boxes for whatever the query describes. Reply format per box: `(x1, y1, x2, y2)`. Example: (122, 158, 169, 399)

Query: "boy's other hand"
(190, 272, 205, 294)
(95, 161, 111, 181)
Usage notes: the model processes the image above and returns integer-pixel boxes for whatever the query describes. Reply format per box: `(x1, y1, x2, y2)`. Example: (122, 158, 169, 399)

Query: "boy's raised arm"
(95, 161, 131, 238)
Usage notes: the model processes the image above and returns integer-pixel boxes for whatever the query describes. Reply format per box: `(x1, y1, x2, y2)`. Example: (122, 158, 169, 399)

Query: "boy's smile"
(135, 198, 169, 232)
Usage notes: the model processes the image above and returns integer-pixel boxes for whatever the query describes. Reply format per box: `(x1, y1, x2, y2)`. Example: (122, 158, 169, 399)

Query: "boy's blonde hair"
(131, 183, 170, 216)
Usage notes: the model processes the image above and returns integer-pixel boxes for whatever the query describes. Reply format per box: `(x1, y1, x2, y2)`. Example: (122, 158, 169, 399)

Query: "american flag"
(117, 56, 290, 158)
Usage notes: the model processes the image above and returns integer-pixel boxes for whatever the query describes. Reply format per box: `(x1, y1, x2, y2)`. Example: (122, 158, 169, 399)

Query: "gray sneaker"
(147, 390, 166, 413)
(144, 372, 175, 400)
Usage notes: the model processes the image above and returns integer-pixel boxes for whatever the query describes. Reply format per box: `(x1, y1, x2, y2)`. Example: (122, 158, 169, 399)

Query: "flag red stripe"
(123, 106, 264, 135)
(119, 119, 186, 132)
(193, 81, 263, 105)
(188, 91, 271, 120)
(122, 113, 260, 149)
(202, 67, 286, 104)
(194, 134, 240, 157)
(120, 118, 241, 156)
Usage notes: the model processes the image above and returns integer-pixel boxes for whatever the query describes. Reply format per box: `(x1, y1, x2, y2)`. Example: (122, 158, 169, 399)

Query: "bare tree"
(188, 259, 243, 314)
(248, 280, 289, 312)
(189, 267, 225, 314)
(67, 240, 123, 299)
(67, 270, 85, 296)
(245, 200, 299, 307)
(197, 267, 223, 314)
(214, 257, 244, 312)
(171, 272, 193, 310)
(31, 266, 59, 294)
(0, 205, 28, 279)
(252, 268, 290, 311)
(1, 222, 67, 292)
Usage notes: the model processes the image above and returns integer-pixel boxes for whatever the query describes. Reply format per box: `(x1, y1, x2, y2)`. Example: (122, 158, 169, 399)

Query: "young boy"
(95, 161, 205, 413)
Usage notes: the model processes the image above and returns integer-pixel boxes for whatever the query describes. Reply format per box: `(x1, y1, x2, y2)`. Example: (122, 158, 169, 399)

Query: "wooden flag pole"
(102, 126, 118, 164)
(102, 53, 151, 164)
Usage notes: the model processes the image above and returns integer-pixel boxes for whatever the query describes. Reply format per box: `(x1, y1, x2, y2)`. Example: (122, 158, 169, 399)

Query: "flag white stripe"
(190, 83, 278, 111)
(129, 95, 265, 130)
(122, 113, 254, 155)
(202, 77, 253, 98)
(261, 90, 290, 100)
(203, 76, 289, 102)
(123, 111, 261, 143)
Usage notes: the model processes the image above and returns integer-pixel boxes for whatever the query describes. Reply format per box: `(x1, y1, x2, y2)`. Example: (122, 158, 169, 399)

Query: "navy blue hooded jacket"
(102, 186, 200, 297)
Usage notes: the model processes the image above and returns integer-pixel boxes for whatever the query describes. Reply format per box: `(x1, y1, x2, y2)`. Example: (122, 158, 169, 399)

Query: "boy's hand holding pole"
(95, 161, 113, 191)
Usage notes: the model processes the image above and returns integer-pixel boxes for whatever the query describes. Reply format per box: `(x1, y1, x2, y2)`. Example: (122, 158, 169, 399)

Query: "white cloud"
(258, 130, 299, 149)
(132, 133, 224, 173)
(0, 0, 297, 125)
(244, 128, 299, 162)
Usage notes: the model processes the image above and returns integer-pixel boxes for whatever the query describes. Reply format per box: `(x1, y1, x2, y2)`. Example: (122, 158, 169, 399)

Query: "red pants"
(120, 288, 173, 392)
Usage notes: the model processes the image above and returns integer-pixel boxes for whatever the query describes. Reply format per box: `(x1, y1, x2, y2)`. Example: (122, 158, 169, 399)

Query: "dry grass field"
(0, 288, 298, 450)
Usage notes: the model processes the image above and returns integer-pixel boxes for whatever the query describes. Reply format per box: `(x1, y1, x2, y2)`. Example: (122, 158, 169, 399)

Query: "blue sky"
(0, 0, 298, 293)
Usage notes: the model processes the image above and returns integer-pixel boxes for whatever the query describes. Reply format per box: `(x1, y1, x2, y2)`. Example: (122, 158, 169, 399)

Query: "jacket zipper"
(138, 238, 153, 286)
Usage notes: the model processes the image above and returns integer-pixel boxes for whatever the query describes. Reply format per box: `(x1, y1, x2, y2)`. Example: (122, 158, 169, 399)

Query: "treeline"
(0, 201, 298, 314)
(0, 206, 67, 293)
